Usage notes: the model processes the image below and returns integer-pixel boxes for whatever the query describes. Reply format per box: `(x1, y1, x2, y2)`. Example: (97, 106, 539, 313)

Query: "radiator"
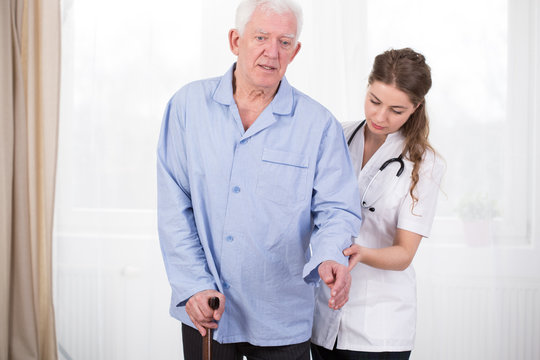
(55, 265, 104, 360)
(415, 277, 540, 360)
(55, 266, 540, 360)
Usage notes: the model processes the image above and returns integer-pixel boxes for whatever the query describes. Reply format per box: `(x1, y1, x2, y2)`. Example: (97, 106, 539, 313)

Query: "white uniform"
(311, 121, 445, 352)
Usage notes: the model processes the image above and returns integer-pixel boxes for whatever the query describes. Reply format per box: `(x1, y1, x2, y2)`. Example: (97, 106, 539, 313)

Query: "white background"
(54, 0, 540, 359)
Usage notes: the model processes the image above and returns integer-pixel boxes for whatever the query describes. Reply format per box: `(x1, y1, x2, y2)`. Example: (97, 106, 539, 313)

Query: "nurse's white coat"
(312, 121, 445, 352)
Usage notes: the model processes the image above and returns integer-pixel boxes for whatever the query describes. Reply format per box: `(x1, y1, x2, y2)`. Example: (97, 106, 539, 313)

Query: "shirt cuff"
(175, 282, 218, 307)
(302, 243, 350, 286)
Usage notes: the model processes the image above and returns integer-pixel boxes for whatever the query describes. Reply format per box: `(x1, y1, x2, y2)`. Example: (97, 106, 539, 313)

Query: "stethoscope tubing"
(347, 120, 405, 212)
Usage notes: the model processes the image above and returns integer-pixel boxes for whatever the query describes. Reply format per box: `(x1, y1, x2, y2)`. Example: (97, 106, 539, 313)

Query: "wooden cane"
(202, 297, 220, 360)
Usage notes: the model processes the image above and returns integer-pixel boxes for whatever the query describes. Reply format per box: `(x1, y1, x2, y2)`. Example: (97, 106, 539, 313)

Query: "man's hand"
(185, 289, 225, 336)
(318, 260, 351, 310)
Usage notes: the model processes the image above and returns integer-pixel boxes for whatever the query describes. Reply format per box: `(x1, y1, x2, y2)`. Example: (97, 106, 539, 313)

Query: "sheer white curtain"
(54, 0, 540, 359)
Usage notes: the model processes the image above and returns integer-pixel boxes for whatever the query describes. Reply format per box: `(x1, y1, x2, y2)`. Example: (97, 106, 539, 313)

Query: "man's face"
(229, 7, 301, 92)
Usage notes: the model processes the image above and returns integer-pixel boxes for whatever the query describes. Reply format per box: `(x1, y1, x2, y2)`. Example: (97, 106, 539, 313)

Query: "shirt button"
(240, 139, 248, 144)
(223, 282, 230, 289)
(232, 186, 241, 193)
(226, 235, 234, 242)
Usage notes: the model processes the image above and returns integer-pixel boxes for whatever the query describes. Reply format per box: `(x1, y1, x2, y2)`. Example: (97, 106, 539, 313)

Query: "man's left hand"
(318, 260, 351, 310)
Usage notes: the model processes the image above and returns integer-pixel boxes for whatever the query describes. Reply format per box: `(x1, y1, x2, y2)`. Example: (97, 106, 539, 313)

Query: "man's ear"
(289, 41, 301, 63)
(229, 29, 240, 55)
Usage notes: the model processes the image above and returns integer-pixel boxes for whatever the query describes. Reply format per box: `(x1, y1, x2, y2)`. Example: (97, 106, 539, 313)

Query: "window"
(54, 1, 540, 359)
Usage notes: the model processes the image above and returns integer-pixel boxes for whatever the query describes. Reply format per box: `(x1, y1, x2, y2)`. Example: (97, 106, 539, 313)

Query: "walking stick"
(202, 297, 220, 360)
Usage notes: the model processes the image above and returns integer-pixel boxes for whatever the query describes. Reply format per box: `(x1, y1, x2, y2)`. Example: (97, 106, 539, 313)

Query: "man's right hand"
(185, 289, 226, 336)
(318, 260, 351, 310)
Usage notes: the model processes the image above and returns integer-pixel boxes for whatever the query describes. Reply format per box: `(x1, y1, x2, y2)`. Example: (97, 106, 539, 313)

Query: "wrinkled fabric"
(157, 65, 362, 346)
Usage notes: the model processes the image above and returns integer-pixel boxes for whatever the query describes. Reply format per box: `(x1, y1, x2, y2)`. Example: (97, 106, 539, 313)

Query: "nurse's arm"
(343, 229, 422, 271)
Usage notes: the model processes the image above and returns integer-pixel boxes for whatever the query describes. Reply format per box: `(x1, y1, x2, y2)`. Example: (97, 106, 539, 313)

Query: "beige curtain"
(0, 0, 61, 359)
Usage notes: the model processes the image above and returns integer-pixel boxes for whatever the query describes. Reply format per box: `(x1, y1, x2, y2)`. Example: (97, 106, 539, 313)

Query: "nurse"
(311, 48, 444, 360)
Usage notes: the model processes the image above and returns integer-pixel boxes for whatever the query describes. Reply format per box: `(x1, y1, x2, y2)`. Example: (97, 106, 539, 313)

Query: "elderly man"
(157, 0, 362, 359)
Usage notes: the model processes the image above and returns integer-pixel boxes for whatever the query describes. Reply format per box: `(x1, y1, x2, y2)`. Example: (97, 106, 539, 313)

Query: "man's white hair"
(235, 0, 303, 41)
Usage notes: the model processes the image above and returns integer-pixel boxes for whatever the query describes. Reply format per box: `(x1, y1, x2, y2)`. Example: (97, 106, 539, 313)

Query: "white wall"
(54, 0, 540, 359)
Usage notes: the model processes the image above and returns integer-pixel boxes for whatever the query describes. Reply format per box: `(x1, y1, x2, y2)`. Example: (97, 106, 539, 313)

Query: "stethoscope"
(348, 120, 405, 212)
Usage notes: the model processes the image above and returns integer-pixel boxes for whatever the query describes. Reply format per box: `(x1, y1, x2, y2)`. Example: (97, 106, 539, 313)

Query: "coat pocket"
(363, 280, 416, 343)
(256, 148, 309, 206)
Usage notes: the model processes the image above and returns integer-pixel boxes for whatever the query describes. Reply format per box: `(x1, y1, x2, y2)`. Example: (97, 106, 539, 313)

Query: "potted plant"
(456, 193, 500, 246)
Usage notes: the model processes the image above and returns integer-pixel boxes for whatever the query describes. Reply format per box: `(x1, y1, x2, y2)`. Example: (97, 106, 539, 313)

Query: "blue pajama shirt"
(157, 64, 362, 346)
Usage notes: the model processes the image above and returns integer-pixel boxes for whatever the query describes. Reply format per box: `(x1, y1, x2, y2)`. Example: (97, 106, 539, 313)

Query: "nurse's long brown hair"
(368, 48, 434, 209)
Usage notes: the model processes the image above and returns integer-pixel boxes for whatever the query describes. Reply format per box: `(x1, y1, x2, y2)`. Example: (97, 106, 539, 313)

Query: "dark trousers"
(310, 342, 411, 360)
(182, 323, 310, 360)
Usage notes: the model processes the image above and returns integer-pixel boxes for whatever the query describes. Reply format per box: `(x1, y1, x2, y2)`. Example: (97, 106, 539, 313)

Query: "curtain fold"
(0, 0, 61, 359)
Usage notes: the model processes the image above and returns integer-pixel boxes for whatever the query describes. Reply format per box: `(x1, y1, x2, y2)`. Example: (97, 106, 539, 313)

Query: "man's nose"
(264, 39, 279, 58)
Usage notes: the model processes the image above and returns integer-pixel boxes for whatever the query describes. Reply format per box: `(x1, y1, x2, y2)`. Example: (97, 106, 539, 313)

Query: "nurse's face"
(364, 81, 419, 138)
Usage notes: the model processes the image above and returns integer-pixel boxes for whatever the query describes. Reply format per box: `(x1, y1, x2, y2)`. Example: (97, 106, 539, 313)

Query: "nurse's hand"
(185, 289, 226, 336)
(318, 260, 351, 310)
(343, 244, 362, 271)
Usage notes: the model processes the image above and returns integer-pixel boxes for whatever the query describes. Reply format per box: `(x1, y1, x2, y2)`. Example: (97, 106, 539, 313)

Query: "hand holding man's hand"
(318, 260, 351, 310)
(343, 244, 362, 271)
(185, 289, 225, 336)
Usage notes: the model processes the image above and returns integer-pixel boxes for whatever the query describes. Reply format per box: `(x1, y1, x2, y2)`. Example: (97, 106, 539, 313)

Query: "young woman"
(311, 48, 445, 360)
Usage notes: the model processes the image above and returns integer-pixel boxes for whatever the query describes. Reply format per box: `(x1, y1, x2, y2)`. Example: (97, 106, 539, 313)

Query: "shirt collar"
(386, 129, 406, 144)
(213, 64, 236, 105)
(270, 75, 294, 116)
(213, 63, 294, 116)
